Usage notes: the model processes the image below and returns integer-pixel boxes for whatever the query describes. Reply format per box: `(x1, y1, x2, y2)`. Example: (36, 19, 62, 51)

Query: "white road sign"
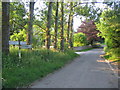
(9, 41, 26, 45)
(21, 45, 32, 49)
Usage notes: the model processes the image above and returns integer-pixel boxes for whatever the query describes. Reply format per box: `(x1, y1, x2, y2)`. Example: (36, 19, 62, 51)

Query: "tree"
(27, 2, 35, 45)
(10, 2, 27, 35)
(9, 2, 27, 43)
(69, 16, 74, 48)
(75, 3, 102, 22)
(69, 2, 74, 49)
(77, 20, 99, 45)
(45, 2, 53, 49)
(67, 2, 73, 48)
(96, 1, 120, 58)
(32, 25, 46, 47)
(66, 3, 71, 47)
(2, 2, 10, 54)
(0, 2, 2, 53)
(54, 2, 59, 49)
(60, 2, 64, 51)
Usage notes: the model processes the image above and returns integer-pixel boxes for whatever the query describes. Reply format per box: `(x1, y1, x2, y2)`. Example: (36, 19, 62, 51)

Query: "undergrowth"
(2, 47, 78, 88)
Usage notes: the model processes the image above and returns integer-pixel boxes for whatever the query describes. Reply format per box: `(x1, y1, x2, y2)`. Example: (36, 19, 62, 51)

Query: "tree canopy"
(77, 20, 100, 45)
(96, 1, 120, 59)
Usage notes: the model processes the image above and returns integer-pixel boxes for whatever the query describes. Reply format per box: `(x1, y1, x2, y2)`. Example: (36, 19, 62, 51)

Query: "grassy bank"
(2, 48, 78, 88)
(103, 54, 120, 63)
(76, 48, 94, 52)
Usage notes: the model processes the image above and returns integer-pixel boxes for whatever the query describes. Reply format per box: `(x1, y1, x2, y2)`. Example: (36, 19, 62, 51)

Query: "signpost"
(18, 40, 21, 59)
(9, 41, 26, 45)
(9, 41, 32, 59)
(21, 45, 32, 49)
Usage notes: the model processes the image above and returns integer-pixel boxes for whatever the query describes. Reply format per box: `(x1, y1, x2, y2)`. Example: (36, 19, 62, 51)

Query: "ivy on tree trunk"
(70, 16, 74, 49)
(60, 2, 64, 51)
(45, 2, 53, 49)
(69, 2, 74, 49)
(54, 2, 59, 49)
(67, 10, 71, 47)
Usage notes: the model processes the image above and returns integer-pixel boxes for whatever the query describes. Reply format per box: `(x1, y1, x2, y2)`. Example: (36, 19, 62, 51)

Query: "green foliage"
(73, 33, 88, 47)
(78, 20, 100, 45)
(10, 2, 27, 34)
(32, 25, 46, 48)
(2, 48, 78, 88)
(75, 4, 90, 17)
(96, 3, 120, 60)
(75, 3, 102, 22)
(10, 29, 27, 41)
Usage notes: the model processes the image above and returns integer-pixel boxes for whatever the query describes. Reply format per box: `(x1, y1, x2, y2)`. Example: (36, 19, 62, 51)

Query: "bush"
(73, 33, 88, 47)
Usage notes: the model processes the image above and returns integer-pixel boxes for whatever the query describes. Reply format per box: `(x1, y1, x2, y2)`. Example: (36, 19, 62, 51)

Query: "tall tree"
(2, 2, 10, 54)
(66, 3, 71, 48)
(54, 2, 59, 49)
(45, 2, 53, 49)
(0, 2, 1, 88)
(69, 15, 74, 49)
(69, 2, 74, 49)
(60, 2, 64, 51)
(27, 2, 35, 45)
(0, 2, 2, 53)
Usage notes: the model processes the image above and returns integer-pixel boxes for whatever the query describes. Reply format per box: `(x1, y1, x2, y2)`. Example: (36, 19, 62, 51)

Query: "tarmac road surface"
(30, 48, 118, 88)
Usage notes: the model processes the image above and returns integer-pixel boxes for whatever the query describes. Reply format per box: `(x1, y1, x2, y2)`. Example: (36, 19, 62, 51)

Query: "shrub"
(73, 33, 88, 47)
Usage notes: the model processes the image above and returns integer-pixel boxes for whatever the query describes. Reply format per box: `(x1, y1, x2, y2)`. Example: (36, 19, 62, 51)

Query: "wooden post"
(18, 40, 21, 59)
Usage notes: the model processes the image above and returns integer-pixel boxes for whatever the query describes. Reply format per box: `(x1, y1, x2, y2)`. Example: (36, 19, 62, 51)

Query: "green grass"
(100, 43, 105, 45)
(103, 54, 120, 62)
(76, 48, 94, 52)
(2, 47, 78, 88)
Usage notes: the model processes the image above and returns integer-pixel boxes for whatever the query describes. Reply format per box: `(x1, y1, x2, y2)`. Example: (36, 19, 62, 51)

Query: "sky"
(73, 16, 85, 32)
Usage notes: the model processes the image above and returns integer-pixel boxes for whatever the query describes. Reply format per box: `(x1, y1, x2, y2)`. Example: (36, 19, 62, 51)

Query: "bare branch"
(12, 20, 27, 30)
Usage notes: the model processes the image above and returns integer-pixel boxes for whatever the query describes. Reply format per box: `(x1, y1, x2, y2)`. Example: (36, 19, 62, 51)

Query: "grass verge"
(103, 54, 120, 63)
(2, 48, 78, 88)
(76, 48, 94, 52)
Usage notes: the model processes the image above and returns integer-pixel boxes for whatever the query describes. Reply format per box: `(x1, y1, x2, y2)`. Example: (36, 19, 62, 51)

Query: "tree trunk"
(54, 2, 59, 49)
(67, 2, 73, 48)
(60, 2, 64, 51)
(67, 12, 70, 48)
(70, 16, 74, 49)
(0, 2, 2, 53)
(69, 2, 74, 49)
(2, 2, 10, 54)
(45, 2, 53, 49)
(27, 2, 35, 45)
